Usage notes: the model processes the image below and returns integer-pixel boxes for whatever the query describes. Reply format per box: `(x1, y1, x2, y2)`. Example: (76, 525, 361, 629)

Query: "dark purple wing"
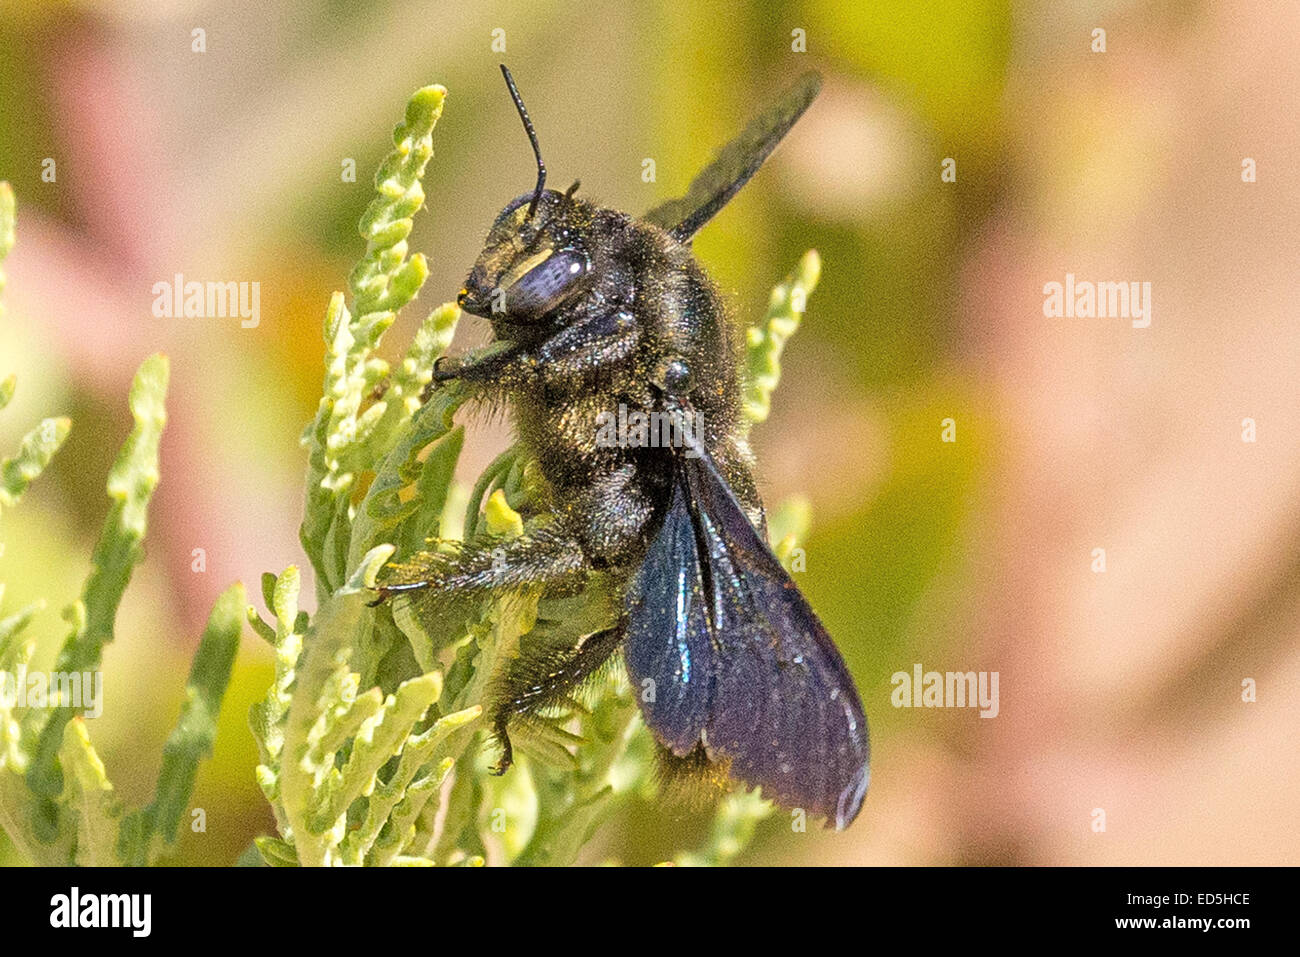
(624, 473, 714, 755)
(624, 446, 870, 829)
(643, 72, 821, 244)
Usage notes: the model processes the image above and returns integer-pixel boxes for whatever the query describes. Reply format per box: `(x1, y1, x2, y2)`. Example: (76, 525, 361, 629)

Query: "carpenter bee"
(377, 66, 868, 829)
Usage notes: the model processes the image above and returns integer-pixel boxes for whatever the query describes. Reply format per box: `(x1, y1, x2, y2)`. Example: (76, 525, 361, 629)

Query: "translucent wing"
(624, 442, 870, 829)
(643, 71, 822, 243)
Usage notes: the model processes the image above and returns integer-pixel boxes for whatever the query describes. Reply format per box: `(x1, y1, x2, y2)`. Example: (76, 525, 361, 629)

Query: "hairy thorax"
(502, 219, 756, 563)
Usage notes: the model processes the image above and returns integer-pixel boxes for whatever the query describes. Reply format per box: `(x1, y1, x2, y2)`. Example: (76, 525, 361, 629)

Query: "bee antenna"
(500, 64, 546, 220)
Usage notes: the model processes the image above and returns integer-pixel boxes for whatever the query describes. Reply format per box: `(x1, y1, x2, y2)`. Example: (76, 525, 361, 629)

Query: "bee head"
(458, 182, 593, 325)
(458, 66, 594, 329)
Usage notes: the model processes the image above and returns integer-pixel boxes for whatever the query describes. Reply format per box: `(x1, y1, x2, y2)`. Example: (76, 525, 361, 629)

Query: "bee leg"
(437, 306, 639, 394)
(376, 526, 590, 607)
(491, 727, 514, 776)
(431, 344, 525, 384)
(527, 308, 638, 384)
(487, 625, 624, 774)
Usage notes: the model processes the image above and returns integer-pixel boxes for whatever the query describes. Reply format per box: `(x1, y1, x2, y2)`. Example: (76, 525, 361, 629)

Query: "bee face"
(458, 189, 594, 326)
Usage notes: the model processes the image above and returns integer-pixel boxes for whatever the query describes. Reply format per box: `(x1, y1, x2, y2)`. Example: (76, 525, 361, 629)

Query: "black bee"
(378, 66, 868, 829)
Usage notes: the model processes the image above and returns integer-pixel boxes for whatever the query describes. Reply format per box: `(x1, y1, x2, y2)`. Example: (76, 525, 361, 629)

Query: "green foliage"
(744, 248, 821, 427)
(299, 85, 455, 601)
(250, 548, 480, 866)
(674, 791, 775, 867)
(118, 585, 243, 865)
(0, 409, 70, 509)
(26, 356, 171, 824)
(249, 83, 482, 866)
(0, 186, 243, 865)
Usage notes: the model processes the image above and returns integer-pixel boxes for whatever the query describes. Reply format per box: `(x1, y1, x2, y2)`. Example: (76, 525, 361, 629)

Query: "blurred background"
(1, 0, 1296, 865)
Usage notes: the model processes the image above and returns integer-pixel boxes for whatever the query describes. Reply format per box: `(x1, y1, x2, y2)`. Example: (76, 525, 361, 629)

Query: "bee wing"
(624, 442, 869, 829)
(642, 71, 822, 244)
(623, 470, 715, 755)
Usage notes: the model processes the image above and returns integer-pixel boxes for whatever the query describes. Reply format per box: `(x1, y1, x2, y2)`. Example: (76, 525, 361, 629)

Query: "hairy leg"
(487, 624, 624, 773)
(372, 524, 589, 605)
(432, 306, 639, 392)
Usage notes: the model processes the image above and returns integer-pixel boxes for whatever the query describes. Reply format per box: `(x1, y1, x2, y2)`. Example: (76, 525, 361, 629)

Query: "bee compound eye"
(505, 249, 590, 320)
